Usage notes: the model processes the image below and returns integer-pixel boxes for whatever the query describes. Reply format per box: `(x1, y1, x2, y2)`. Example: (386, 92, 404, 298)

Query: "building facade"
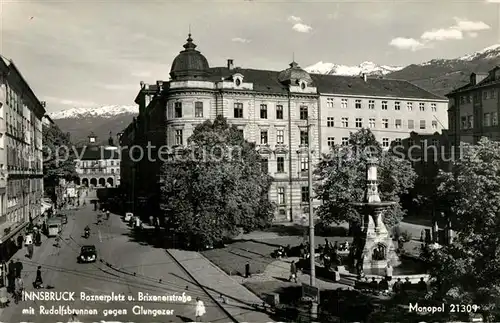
(74, 133, 121, 188)
(121, 34, 448, 222)
(0, 56, 45, 259)
(317, 74, 448, 153)
(446, 68, 500, 147)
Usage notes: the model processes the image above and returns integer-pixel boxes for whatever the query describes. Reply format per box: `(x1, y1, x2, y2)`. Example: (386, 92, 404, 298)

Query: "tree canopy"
(314, 129, 417, 230)
(159, 116, 275, 248)
(43, 124, 78, 188)
(424, 138, 500, 321)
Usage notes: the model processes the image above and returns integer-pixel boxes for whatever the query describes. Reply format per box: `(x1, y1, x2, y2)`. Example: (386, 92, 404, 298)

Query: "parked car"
(78, 245, 97, 263)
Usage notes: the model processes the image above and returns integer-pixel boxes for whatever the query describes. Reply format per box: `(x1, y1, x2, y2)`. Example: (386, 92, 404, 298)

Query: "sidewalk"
(0, 232, 57, 317)
(168, 249, 277, 323)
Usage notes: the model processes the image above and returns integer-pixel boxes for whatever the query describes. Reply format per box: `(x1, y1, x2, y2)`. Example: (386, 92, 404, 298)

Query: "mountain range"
(51, 44, 500, 143)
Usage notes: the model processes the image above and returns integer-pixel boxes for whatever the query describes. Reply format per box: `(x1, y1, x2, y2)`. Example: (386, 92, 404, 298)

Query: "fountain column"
(353, 158, 400, 271)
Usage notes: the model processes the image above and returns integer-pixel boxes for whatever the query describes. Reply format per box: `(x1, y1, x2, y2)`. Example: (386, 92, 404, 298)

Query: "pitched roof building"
(74, 132, 121, 188)
(122, 34, 448, 222)
(446, 67, 500, 146)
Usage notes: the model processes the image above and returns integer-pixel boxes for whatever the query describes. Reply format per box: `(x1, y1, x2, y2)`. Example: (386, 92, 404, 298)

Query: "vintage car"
(78, 245, 97, 263)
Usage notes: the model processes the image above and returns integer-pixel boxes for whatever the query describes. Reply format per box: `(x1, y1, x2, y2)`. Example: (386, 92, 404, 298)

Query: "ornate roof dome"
(170, 34, 210, 80)
(278, 61, 313, 85)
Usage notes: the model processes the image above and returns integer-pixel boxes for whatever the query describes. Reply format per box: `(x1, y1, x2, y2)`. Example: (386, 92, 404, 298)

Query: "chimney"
(227, 59, 234, 70)
(156, 80, 163, 91)
(362, 73, 367, 82)
(40, 101, 46, 108)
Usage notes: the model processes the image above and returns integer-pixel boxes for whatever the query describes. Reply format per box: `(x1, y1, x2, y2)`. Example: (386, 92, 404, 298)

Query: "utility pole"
(307, 121, 315, 287)
(307, 120, 318, 320)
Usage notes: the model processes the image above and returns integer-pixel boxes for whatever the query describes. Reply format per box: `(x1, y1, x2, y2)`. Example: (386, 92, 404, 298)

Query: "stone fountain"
(352, 157, 400, 272)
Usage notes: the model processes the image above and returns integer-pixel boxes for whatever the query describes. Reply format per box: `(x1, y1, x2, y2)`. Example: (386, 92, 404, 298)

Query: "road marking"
(98, 230, 102, 242)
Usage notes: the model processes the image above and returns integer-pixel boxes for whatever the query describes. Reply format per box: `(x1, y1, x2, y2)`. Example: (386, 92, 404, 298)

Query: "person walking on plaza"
(7, 261, 15, 293)
(289, 260, 298, 283)
(14, 259, 23, 278)
(195, 297, 206, 322)
(14, 276, 23, 304)
(34, 266, 43, 289)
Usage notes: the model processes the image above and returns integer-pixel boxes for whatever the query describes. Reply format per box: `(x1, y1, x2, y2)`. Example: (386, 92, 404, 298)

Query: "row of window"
(260, 156, 311, 174)
(326, 137, 439, 148)
(325, 98, 438, 112)
(460, 89, 498, 104)
(326, 117, 438, 130)
(81, 168, 119, 174)
(276, 186, 310, 204)
(174, 128, 309, 146)
(77, 160, 120, 167)
(460, 112, 499, 129)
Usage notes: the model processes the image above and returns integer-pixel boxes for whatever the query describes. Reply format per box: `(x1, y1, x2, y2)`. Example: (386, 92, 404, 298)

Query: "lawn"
(201, 235, 353, 276)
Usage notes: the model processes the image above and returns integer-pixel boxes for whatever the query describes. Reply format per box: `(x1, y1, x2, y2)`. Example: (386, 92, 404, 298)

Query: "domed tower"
(170, 34, 210, 81)
(278, 61, 313, 89)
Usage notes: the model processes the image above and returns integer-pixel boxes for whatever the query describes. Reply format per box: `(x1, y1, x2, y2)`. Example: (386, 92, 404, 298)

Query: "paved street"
(0, 205, 230, 323)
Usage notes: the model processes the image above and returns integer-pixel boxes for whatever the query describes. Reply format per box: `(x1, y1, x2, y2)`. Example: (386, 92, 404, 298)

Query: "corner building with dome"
(120, 34, 448, 222)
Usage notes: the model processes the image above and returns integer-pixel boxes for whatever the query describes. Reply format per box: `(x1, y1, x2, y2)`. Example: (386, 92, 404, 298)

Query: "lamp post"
(306, 119, 318, 320)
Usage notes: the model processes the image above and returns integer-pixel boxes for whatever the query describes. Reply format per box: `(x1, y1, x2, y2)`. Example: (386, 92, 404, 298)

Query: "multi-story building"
(74, 133, 121, 188)
(0, 56, 45, 260)
(121, 34, 447, 222)
(446, 68, 500, 146)
(318, 75, 448, 153)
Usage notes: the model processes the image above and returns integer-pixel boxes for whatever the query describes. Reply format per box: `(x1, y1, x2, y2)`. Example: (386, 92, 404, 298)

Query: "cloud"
(389, 37, 424, 51)
(485, 0, 500, 3)
(391, 17, 490, 51)
(231, 37, 251, 43)
(421, 28, 463, 41)
(288, 15, 302, 22)
(292, 23, 312, 33)
(453, 17, 490, 32)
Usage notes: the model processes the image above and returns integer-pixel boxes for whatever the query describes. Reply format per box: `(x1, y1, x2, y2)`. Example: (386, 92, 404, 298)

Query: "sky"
(1, 0, 499, 113)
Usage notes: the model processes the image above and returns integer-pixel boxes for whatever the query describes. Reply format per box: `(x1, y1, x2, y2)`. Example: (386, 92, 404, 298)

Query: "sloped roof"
(206, 67, 445, 100)
(74, 146, 120, 160)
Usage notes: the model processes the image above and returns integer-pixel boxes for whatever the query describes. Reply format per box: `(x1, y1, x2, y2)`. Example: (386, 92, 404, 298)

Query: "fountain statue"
(352, 157, 400, 271)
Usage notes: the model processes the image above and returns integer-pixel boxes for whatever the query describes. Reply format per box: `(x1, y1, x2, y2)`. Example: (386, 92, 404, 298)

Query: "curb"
(165, 249, 240, 323)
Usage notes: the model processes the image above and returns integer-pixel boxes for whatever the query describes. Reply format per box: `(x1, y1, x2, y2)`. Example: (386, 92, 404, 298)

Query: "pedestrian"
(7, 261, 14, 293)
(14, 259, 23, 278)
(27, 244, 34, 259)
(14, 276, 23, 304)
(35, 266, 43, 289)
(289, 260, 298, 283)
(385, 263, 393, 281)
(69, 311, 78, 322)
(195, 297, 206, 322)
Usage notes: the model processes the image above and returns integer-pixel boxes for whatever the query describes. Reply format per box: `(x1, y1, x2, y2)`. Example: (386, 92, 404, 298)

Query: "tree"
(424, 138, 500, 321)
(314, 128, 417, 232)
(43, 125, 78, 198)
(159, 116, 275, 248)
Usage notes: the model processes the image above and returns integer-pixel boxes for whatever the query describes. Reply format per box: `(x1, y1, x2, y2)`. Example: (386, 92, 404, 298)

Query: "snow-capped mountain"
(50, 105, 138, 119)
(458, 44, 500, 61)
(305, 61, 404, 76)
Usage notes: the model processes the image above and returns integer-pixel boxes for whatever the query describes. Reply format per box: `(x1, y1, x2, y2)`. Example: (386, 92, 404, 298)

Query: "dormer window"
(298, 80, 307, 89)
(233, 73, 244, 87)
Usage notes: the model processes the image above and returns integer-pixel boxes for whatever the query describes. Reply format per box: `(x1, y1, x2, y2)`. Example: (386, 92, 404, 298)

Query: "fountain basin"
(341, 255, 430, 284)
(351, 201, 397, 207)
